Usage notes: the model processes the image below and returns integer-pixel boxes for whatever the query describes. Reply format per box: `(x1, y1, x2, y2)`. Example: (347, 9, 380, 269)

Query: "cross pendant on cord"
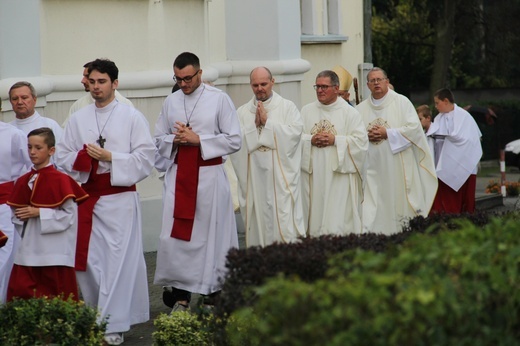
(97, 135, 106, 148)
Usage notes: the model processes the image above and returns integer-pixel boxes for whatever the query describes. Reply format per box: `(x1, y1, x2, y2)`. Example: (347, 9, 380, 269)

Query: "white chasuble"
(301, 98, 368, 236)
(357, 89, 437, 235)
(231, 92, 305, 247)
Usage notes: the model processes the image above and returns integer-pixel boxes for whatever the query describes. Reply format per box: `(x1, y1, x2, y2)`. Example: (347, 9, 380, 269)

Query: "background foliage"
(371, 0, 520, 97)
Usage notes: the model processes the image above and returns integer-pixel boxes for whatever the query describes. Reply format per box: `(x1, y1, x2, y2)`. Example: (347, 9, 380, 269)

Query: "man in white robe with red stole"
(153, 52, 241, 312)
(428, 88, 482, 213)
(231, 67, 305, 247)
(0, 122, 30, 303)
(357, 67, 437, 235)
(301, 70, 368, 236)
(55, 59, 155, 346)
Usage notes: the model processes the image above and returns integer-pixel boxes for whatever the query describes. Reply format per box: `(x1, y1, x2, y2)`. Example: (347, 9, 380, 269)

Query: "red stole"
(73, 145, 136, 271)
(0, 181, 15, 204)
(172, 146, 222, 241)
(7, 165, 89, 208)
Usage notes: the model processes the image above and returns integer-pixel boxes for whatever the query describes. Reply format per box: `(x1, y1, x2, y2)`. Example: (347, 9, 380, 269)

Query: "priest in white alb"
(356, 67, 437, 235)
(55, 59, 155, 346)
(301, 70, 368, 236)
(231, 67, 305, 247)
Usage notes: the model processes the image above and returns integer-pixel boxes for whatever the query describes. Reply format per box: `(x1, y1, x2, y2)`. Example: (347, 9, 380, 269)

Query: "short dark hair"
(88, 59, 118, 82)
(316, 70, 340, 86)
(28, 127, 55, 148)
(83, 61, 94, 69)
(174, 52, 200, 70)
(434, 88, 455, 103)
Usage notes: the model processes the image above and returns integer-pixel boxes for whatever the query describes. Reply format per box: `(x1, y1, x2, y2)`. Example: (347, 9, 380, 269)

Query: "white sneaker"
(104, 332, 124, 345)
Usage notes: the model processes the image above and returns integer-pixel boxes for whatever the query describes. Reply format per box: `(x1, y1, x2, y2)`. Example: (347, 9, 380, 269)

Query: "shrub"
(153, 311, 210, 346)
(227, 216, 520, 345)
(0, 295, 106, 346)
(486, 179, 520, 196)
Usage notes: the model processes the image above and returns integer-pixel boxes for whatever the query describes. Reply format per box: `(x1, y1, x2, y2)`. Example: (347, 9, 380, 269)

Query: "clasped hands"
(173, 121, 200, 146)
(312, 132, 335, 148)
(367, 125, 388, 142)
(255, 101, 268, 127)
(86, 143, 112, 162)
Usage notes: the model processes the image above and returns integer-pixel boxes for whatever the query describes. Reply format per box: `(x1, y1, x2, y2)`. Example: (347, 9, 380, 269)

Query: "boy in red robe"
(7, 127, 88, 301)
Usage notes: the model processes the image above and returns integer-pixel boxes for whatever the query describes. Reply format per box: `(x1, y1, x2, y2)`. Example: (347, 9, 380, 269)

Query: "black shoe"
(162, 287, 176, 308)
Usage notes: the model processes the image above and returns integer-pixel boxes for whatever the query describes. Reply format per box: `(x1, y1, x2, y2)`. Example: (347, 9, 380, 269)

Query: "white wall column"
(224, 0, 309, 108)
(0, 0, 41, 79)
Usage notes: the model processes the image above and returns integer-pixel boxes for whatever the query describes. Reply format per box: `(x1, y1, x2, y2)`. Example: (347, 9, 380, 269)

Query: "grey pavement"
(121, 164, 520, 345)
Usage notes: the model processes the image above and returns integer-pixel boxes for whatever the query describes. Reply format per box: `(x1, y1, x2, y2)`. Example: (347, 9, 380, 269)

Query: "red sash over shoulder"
(73, 146, 136, 271)
(172, 146, 222, 241)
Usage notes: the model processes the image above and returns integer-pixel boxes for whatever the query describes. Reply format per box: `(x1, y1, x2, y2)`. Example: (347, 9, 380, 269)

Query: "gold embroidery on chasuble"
(367, 117, 390, 145)
(257, 125, 271, 152)
(311, 119, 337, 136)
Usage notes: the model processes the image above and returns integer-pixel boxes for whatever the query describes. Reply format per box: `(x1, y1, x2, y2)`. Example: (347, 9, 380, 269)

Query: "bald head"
(250, 66, 274, 101)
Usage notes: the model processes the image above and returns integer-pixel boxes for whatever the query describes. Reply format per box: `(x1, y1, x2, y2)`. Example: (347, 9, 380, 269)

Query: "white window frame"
(300, 0, 347, 43)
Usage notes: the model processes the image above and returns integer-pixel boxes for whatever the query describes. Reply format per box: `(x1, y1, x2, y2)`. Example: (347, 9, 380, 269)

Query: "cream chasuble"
(231, 92, 305, 247)
(357, 90, 437, 235)
(301, 98, 368, 236)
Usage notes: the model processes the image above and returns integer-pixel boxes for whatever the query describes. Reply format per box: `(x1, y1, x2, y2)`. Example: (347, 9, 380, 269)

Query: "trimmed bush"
(153, 311, 210, 345)
(226, 216, 520, 345)
(0, 295, 106, 346)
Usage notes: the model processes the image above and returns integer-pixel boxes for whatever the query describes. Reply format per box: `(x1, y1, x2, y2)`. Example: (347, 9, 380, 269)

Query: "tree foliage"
(371, 0, 520, 97)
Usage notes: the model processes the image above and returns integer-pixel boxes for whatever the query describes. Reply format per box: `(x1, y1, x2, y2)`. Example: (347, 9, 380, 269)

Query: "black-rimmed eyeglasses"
(173, 70, 200, 84)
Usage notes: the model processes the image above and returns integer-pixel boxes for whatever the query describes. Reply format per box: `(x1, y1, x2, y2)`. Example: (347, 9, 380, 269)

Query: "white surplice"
(357, 89, 438, 235)
(55, 99, 155, 333)
(300, 98, 368, 236)
(426, 104, 482, 191)
(0, 123, 30, 303)
(10, 111, 63, 143)
(153, 83, 241, 295)
(231, 92, 305, 247)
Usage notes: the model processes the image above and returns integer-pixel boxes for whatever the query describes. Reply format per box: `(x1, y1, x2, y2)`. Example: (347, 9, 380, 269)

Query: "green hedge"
(0, 296, 106, 346)
(226, 216, 520, 345)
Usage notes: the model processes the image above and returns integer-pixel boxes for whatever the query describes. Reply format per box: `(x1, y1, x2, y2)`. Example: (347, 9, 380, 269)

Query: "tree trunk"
(429, 0, 457, 98)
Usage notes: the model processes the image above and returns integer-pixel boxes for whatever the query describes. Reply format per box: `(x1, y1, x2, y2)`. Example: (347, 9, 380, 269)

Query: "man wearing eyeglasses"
(300, 70, 368, 236)
(153, 52, 241, 313)
(356, 67, 437, 235)
(230, 67, 305, 247)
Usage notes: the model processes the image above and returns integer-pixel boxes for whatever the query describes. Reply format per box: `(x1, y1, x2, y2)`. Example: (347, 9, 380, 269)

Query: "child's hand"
(14, 206, 40, 221)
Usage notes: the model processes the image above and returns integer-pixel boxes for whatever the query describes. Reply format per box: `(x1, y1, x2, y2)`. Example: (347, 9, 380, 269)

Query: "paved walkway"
(121, 166, 520, 345)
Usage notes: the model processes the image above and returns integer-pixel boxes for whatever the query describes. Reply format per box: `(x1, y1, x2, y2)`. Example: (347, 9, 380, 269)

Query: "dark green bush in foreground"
(217, 211, 496, 321)
(0, 295, 106, 346)
(226, 215, 520, 345)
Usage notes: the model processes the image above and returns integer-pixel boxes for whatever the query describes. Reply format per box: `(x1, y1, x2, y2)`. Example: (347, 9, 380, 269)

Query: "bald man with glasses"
(300, 70, 368, 237)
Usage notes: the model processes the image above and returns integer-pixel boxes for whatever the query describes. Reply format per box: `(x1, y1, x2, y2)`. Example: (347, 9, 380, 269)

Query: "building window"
(300, 0, 347, 43)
